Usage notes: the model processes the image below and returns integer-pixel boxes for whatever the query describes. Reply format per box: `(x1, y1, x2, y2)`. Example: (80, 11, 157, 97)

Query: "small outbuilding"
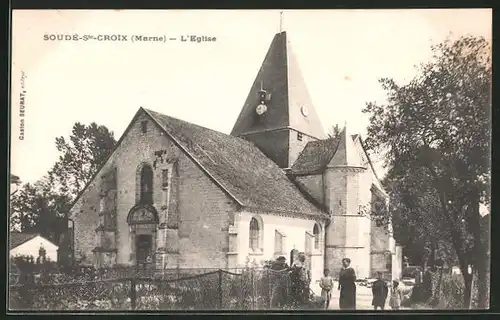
(9, 232, 59, 262)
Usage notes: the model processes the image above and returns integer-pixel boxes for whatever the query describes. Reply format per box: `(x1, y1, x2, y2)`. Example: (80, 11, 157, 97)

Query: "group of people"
(318, 258, 405, 310)
(269, 255, 404, 310)
(370, 272, 404, 310)
(269, 253, 312, 308)
(318, 257, 357, 310)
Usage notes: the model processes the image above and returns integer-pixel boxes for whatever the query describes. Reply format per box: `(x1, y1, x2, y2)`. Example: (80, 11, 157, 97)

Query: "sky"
(10, 9, 492, 186)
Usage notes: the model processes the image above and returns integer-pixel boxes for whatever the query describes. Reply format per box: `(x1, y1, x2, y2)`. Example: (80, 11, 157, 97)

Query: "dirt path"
(327, 286, 410, 310)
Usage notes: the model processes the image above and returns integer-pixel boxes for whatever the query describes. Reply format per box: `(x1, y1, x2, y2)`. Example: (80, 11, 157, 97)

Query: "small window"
(275, 230, 284, 254)
(339, 200, 342, 206)
(104, 213, 116, 229)
(161, 169, 169, 189)
(249, 217, 261, 251)
(141, 121, 148, 133)
(313, 224, 320, 250)
(99, 197, 105, 213)
(297, 132, 303, 141)
(140, 165, 153, 204)
(386, 256, 392, 270)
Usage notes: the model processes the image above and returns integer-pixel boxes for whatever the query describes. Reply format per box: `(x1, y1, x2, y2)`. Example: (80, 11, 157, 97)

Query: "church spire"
(231, 30, 325, 168)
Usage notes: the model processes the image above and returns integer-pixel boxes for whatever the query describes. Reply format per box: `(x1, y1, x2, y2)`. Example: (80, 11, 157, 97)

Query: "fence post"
(240, 270, 244, 309)
(268, 269, 272, 309)
(251, 268, 255, 310)
(20, 283, 34, 310)
(218, 269, 223, 309)
(130, 278, 136, 310)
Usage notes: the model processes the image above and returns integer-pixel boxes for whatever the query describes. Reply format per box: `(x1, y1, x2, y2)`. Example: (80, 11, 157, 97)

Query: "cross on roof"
(279, 11, 284, 32)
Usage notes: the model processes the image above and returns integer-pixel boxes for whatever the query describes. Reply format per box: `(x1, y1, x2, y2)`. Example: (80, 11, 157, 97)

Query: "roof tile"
(9, 232, 39, 250)
(291, 137, 340, 174)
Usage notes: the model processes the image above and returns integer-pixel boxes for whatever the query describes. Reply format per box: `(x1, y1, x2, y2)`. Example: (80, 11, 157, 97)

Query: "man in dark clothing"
(270, 256, 290, 308)
(338, 258, 356, 310)
(371, 272, 389, 310)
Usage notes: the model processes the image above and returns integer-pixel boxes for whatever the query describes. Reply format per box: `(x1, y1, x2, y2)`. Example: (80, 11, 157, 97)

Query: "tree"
(10, 183, 39, 232)
(10, 177, 72, 243)
(49, 122, 116, 200)
(362, 35, 490, 308)
(9, 122, 116, 246)
(383, 165, 456, 269)
(327, 124, 341, 140)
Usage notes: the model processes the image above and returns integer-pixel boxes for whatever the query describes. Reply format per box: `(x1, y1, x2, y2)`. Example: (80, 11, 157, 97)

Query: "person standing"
(389, 280, 403, 310)
(319, 268, 334, 309)
(371, 272, 389, 310)
(290, 253, 311, 306)
(338, 258, 356, 310)
(270, 256, 290, 309)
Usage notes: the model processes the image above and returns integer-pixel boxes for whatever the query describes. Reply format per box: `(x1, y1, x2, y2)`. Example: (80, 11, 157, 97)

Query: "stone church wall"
(175, 155, 238, 269)
(70, 110, 236, 269)
(70, 171, 106, 265)
(236, 210, 325, 294)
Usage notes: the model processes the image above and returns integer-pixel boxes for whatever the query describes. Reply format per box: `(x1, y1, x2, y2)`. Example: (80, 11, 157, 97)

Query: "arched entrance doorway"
(127, 204, 159, 267)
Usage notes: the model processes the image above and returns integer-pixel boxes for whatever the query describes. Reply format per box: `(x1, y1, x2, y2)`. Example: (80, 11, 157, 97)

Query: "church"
(68, 30, 403, 292)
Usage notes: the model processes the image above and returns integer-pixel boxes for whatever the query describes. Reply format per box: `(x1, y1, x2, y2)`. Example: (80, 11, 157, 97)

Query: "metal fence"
(8, 267, 305, 311)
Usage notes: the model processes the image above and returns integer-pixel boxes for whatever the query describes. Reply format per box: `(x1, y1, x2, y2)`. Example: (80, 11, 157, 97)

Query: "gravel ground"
(327, 285, 412, 310)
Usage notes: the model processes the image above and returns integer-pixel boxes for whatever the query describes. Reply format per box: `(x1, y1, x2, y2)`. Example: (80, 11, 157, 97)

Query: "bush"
(9, 279, 131, 310)
(409, 270, 465, 310)
(438, 274, 465, 309)
(9, 266, 315, 311)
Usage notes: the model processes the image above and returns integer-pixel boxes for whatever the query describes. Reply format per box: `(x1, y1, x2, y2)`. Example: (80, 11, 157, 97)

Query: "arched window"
(313, 223, 320, 250)
(249, 217, 261, 251)
(140, 165, 153, 204)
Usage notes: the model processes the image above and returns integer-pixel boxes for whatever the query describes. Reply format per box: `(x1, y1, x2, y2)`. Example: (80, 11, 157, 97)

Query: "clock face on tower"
(301, 106, 309, 117)
(256, 104, 267, 115)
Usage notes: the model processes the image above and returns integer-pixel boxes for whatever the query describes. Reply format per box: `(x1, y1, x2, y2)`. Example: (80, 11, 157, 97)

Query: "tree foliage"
(383, 164, 456, 268)
(362, 35, 490, 308)
(10, 178, 72, 243)
(49, 122, 116, 198)
(10, 122, 116, 245)
(327, 124, 342, 140)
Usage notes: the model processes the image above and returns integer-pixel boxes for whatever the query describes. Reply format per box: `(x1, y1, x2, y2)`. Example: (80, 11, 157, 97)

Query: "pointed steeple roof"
(231, 31, 325, 139)
(327, 124, 363, 167)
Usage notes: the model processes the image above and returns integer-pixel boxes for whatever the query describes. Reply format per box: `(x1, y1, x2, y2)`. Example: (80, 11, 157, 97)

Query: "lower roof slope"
(9, 232, 56, 250)
(291, 137, 341, 174)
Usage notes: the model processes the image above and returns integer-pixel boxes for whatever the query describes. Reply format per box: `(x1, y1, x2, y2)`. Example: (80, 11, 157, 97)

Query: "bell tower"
(323, 125, 371, 279)
(231, 31, 325, 168)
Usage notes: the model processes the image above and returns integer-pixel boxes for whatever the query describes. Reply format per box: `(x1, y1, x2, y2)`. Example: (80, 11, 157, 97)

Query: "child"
(389, 280, 403, 310)
(371, 272, 388, 310)
(319, 268, 334, 309)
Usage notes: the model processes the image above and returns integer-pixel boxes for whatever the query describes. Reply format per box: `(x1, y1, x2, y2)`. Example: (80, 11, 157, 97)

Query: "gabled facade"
(10, 233, 59, 262)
